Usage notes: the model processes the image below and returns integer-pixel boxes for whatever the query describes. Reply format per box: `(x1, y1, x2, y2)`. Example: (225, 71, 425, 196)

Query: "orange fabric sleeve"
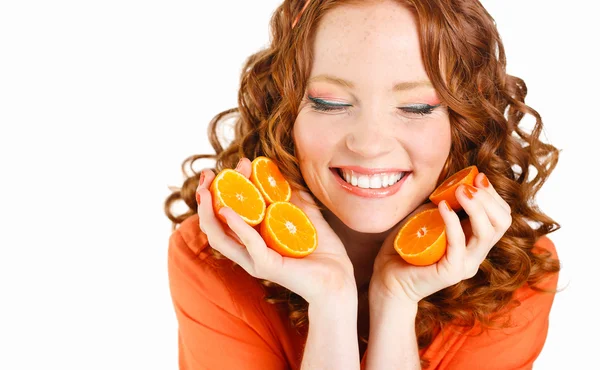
(360, 236, 559, 370)
(438, 236, 560, 369)
(168, 230, 289, 370)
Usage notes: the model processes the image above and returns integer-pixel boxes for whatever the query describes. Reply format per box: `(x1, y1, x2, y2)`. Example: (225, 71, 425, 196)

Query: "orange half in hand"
(210, 169, 266, 226)
(260, 201, 317, 258)
(250, 156, 292, 204)
(394, 208, 447, 266)
(429, 165, 479, 211)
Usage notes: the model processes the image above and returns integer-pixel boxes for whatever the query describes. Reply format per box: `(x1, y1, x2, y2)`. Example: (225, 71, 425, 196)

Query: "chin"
(338, 211, 402, 234)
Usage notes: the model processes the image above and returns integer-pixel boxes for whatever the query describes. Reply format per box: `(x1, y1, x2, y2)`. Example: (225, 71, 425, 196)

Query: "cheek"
(293, 118, 339, 159)
(405, 120, 452, 164)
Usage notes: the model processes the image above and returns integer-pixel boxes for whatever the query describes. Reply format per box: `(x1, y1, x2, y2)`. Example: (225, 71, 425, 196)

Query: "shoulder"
(476, 234, 560, 337)
(167, 214, 296, 339)
(514, 234, 560, 302)
(497, 234, 560, 323)
(435, 235, 560, 368)
(168, 213, 272, 314)
(168, 215, 303, 368)
(169, 213, 210, 257)
(533, 234, 558, 261)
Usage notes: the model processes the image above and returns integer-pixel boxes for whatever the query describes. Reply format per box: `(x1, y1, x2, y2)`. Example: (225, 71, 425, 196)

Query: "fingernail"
(444, 200, 453, 212)
(481, 173, 490, 188)
(196, 173, 205, 204)
(463, 184, 477, 199)
(235, 159, 242, 171)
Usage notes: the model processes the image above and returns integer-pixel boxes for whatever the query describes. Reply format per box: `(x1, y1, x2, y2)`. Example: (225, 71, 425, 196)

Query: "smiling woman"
(164, 0, 561, 369)
(294, 2, 452, 234)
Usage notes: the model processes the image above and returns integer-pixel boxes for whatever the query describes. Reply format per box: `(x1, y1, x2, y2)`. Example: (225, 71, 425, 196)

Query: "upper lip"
(332, 166, 410, 175)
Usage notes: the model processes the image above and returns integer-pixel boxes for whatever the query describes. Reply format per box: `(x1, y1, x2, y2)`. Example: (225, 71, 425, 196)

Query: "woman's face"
(293, 1, 451, 233)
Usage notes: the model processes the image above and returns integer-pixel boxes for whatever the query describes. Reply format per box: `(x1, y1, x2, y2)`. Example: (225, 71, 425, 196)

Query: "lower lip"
(330, 168, 411, 198)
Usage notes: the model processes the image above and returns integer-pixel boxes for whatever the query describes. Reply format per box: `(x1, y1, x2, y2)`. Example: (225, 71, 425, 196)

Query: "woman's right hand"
(196, 158, 357, 305)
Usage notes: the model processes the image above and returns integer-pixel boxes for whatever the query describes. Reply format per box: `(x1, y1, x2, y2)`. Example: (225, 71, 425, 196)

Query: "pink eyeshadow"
(307, 86, 443, 106)
(306, 87, 340, 100)
(423, 97, 442, 106)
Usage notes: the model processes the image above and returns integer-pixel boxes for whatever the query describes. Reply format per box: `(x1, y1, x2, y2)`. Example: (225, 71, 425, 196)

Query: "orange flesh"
(266, 203, 315, 252)
(394, 208, 447, 266)
(433, 167, 473, 193)
(213, 170, 265, 224)
(252, 157, 291, 203)
(429, 165, 479, 210)
(398, 210, 445, 255)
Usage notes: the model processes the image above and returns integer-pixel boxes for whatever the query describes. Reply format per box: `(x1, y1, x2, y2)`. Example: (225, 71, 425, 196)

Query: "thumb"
(235, 157, 252, 178)
(289, 190, 323, 221)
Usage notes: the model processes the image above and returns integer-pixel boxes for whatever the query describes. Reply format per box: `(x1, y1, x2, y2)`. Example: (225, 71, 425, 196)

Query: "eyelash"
(308, 96, 439, 116)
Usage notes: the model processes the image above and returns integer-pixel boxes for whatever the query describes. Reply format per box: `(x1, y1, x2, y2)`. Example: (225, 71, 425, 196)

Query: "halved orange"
(250, 156, 292, 204)
(259, 201, 318, 258)
(210, 169, 266, 226)
(394, 208, 447, 266)
(429, 165, 479, 211)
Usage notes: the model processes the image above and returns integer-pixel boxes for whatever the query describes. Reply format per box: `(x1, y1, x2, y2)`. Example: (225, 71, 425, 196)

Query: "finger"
(197, 188, 253, 268)
(464, 190, 512, 265)
(196, 169, 215, 204)
(462, 180, 512, 231)
(457, 185, 502, 266)
(195, 169, 243, 244)
(438, 201, 466, 268)
(474, 173, 511, 214)
(460, 218, 472, 241)
(219, 206, 283, 278)
(235, 157, 252, 178)
(456, 184, 495, 249)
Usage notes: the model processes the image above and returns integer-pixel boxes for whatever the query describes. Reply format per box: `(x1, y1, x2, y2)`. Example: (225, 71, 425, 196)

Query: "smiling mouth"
(333, 168, 409, 189)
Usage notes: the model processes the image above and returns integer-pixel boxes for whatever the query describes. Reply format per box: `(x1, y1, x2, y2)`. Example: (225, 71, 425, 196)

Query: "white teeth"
(369, 176, 382, 188)
(357, 175, 370, 188)
(338, 169, 406, 189)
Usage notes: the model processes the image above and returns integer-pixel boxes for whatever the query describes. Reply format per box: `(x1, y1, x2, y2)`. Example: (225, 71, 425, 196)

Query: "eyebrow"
(307, 74, 433, 92)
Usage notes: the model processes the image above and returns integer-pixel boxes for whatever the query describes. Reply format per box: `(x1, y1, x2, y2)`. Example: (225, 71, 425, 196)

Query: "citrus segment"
(260, 201, 317, 258)
(210, 169, 266, 226)
(394, 208, 447, 266)
(429, 165, 479, 211)
(250, 156, 292, 204)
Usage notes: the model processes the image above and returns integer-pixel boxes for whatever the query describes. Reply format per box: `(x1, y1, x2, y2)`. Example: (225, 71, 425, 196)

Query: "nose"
(345, 121, 395, 158)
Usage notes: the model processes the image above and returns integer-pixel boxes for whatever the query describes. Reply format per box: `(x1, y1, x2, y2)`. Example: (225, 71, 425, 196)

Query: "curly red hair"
(164, 0, 561, 367)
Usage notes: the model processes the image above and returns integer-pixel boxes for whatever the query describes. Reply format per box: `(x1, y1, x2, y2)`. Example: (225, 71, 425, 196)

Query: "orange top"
(168, 214, 559, 370)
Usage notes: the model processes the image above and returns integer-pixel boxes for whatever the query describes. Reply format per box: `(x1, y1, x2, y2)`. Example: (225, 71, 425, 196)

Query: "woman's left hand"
(370, 172, 513, 304)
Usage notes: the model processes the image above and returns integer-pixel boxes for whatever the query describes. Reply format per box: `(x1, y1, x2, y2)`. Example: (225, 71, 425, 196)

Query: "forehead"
(310, 1, 429, 88)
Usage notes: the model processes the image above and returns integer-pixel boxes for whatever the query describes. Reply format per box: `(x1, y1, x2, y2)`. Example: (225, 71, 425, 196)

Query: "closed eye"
(308, 96, 351, 112)
(307, 96, 440, 116)
(398, 104, 439, 116)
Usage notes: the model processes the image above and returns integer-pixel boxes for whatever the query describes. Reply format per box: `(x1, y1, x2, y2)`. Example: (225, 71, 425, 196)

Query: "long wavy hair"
(164, 0, 561, 367)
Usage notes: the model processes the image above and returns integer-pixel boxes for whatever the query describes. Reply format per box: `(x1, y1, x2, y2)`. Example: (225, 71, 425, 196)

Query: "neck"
(321, 208, 390, 292)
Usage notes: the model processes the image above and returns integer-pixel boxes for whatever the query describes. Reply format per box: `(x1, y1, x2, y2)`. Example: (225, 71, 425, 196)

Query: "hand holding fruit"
(370, 168, 513, 304)
(196, 157, 357, 304)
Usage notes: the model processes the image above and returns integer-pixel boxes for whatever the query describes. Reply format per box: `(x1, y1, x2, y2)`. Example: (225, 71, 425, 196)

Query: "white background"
(0, 1, 597, 369)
